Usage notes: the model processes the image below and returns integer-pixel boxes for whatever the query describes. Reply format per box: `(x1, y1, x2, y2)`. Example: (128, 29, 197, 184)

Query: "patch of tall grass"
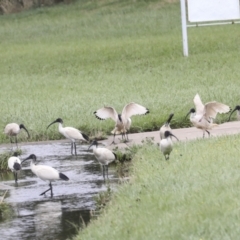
(0, 0, 239, 143)
(75, 134, 240, 239)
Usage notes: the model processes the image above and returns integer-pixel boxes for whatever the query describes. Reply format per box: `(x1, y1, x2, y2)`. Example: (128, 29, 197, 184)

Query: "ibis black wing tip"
(93, 111, 105, 121)
(59, 173, 69, 181)
(82, 133, 89, 142)
(113, 152, 117, 160)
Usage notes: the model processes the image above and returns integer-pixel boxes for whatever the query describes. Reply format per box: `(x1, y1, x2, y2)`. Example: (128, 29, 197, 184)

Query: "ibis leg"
(165, 155, 169, 160)
(71, 142, 73, 155)
(74, 142, 77, 156)
(14, 172, 18, 182)
(102, 165, 106, 181)
(40, 183, 53, 197)
(111, 134, 116, 145)
(15, 136, 19, 149)
(206, 130, 210, 137)
(106, 165, 109, 179)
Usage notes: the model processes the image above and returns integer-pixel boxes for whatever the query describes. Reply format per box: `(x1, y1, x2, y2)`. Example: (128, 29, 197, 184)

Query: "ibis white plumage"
(47, 118, 89, 155)
(160, 131, 179, 160)
(159, 113, 174, 140)
(186, 94, 230, 138)
(4, 123, 30, 148)
(8, 152, 22, 183)
(228, 105, 240, 121)
(22, 154, 69, 197)
(88, 140, 116, 180)
(94, 102, 149, 144)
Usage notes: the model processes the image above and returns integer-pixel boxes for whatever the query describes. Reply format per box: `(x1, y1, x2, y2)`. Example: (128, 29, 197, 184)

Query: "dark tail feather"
(13, 162, 21, 171)
(82, 133, 89, 142)
(113, 152, 117, 160)
(59, 172, 69, 181)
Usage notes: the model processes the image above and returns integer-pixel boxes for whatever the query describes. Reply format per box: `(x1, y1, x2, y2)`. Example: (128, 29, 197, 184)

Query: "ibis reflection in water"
(94, 102, 149, 144)
(186, 93, 230, 138)
(47, 118, 89, 155)
(22, 154, 69, 197)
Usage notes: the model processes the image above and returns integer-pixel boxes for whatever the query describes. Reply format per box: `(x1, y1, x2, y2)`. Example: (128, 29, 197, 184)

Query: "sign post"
(180, 0, 240, 56)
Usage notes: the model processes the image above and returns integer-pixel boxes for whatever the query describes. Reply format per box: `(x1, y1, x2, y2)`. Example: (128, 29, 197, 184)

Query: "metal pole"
(180, 0, 189, 56)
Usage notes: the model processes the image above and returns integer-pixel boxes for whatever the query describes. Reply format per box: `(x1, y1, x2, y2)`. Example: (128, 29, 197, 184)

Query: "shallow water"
(0, 142, 118, 240)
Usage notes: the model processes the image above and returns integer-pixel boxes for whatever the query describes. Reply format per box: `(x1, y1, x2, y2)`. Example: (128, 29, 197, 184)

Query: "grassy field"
(76, 135, 240, 239)
(0, 0, 239, 143)
(1, 0, 240, 239)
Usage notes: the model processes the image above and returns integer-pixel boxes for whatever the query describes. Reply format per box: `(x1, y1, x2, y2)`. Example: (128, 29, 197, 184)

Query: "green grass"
(0, 0, 239, 143)
(75, 135, 240, 239)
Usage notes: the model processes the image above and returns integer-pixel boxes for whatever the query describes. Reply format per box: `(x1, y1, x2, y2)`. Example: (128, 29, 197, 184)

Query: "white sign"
(188, 0, 240, 22)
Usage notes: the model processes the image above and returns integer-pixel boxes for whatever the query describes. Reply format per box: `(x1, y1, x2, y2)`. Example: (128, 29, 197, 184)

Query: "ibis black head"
(13, 152, 20, 157)
(118, 114, 122, 122)
(21, 154, 37, 164)
(19, 124, 30, 138)
(47, 118, 63, 129)
(228, 105, 240, 121)
(88, 139, 98, 150)
(185, 108, 195, 119)
(164, 131, 179, 141)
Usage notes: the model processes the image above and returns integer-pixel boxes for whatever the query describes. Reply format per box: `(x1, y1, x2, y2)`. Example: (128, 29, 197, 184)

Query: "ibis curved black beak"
(185, 111, 191, 120)
(228, 106, 238, 122)
(47, 120, 58, 129)
(21, 156, 30, 164)
(170, 132, 179, 141)
(88, 142, 94, 151)
(20, 124, 30, 138)
(21, 154, 36, 164)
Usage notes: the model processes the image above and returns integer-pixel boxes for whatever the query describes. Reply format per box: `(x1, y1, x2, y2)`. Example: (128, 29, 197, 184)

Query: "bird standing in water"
(8, 152, 22, 183)
(88, 140, 116, 181)
(47, 118, 89, 155)
(22, 154, 69, 197)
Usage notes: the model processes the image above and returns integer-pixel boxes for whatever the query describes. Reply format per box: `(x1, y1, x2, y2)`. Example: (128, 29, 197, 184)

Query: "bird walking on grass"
(47, 118, 89, 155)
(8, 152, 22, 183)
(186, 94, 230, 138)
(94, 102, 149, 144)
(228, 105, 240, 121)
(159, 113, 174, 140)
(160, 131, 179, 160)
(88, 140, 116, 181)
(22, 154, 69, 197)
(4, 123, 30, 149)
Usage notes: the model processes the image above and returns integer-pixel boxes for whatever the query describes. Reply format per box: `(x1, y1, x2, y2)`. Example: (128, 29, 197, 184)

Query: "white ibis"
(159, 113, 174, 140)
(186, 94, 230, 138)
(160, 131, 179, 160)
(8, 152, 22, 183)
(94, 102, 149, 144)
(47, 118, 89, 155)
(21, 154, 69, 197)
(88, 140, 116, 180)
(4, 123, 30, 148)
(228, 105, 240, 121)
